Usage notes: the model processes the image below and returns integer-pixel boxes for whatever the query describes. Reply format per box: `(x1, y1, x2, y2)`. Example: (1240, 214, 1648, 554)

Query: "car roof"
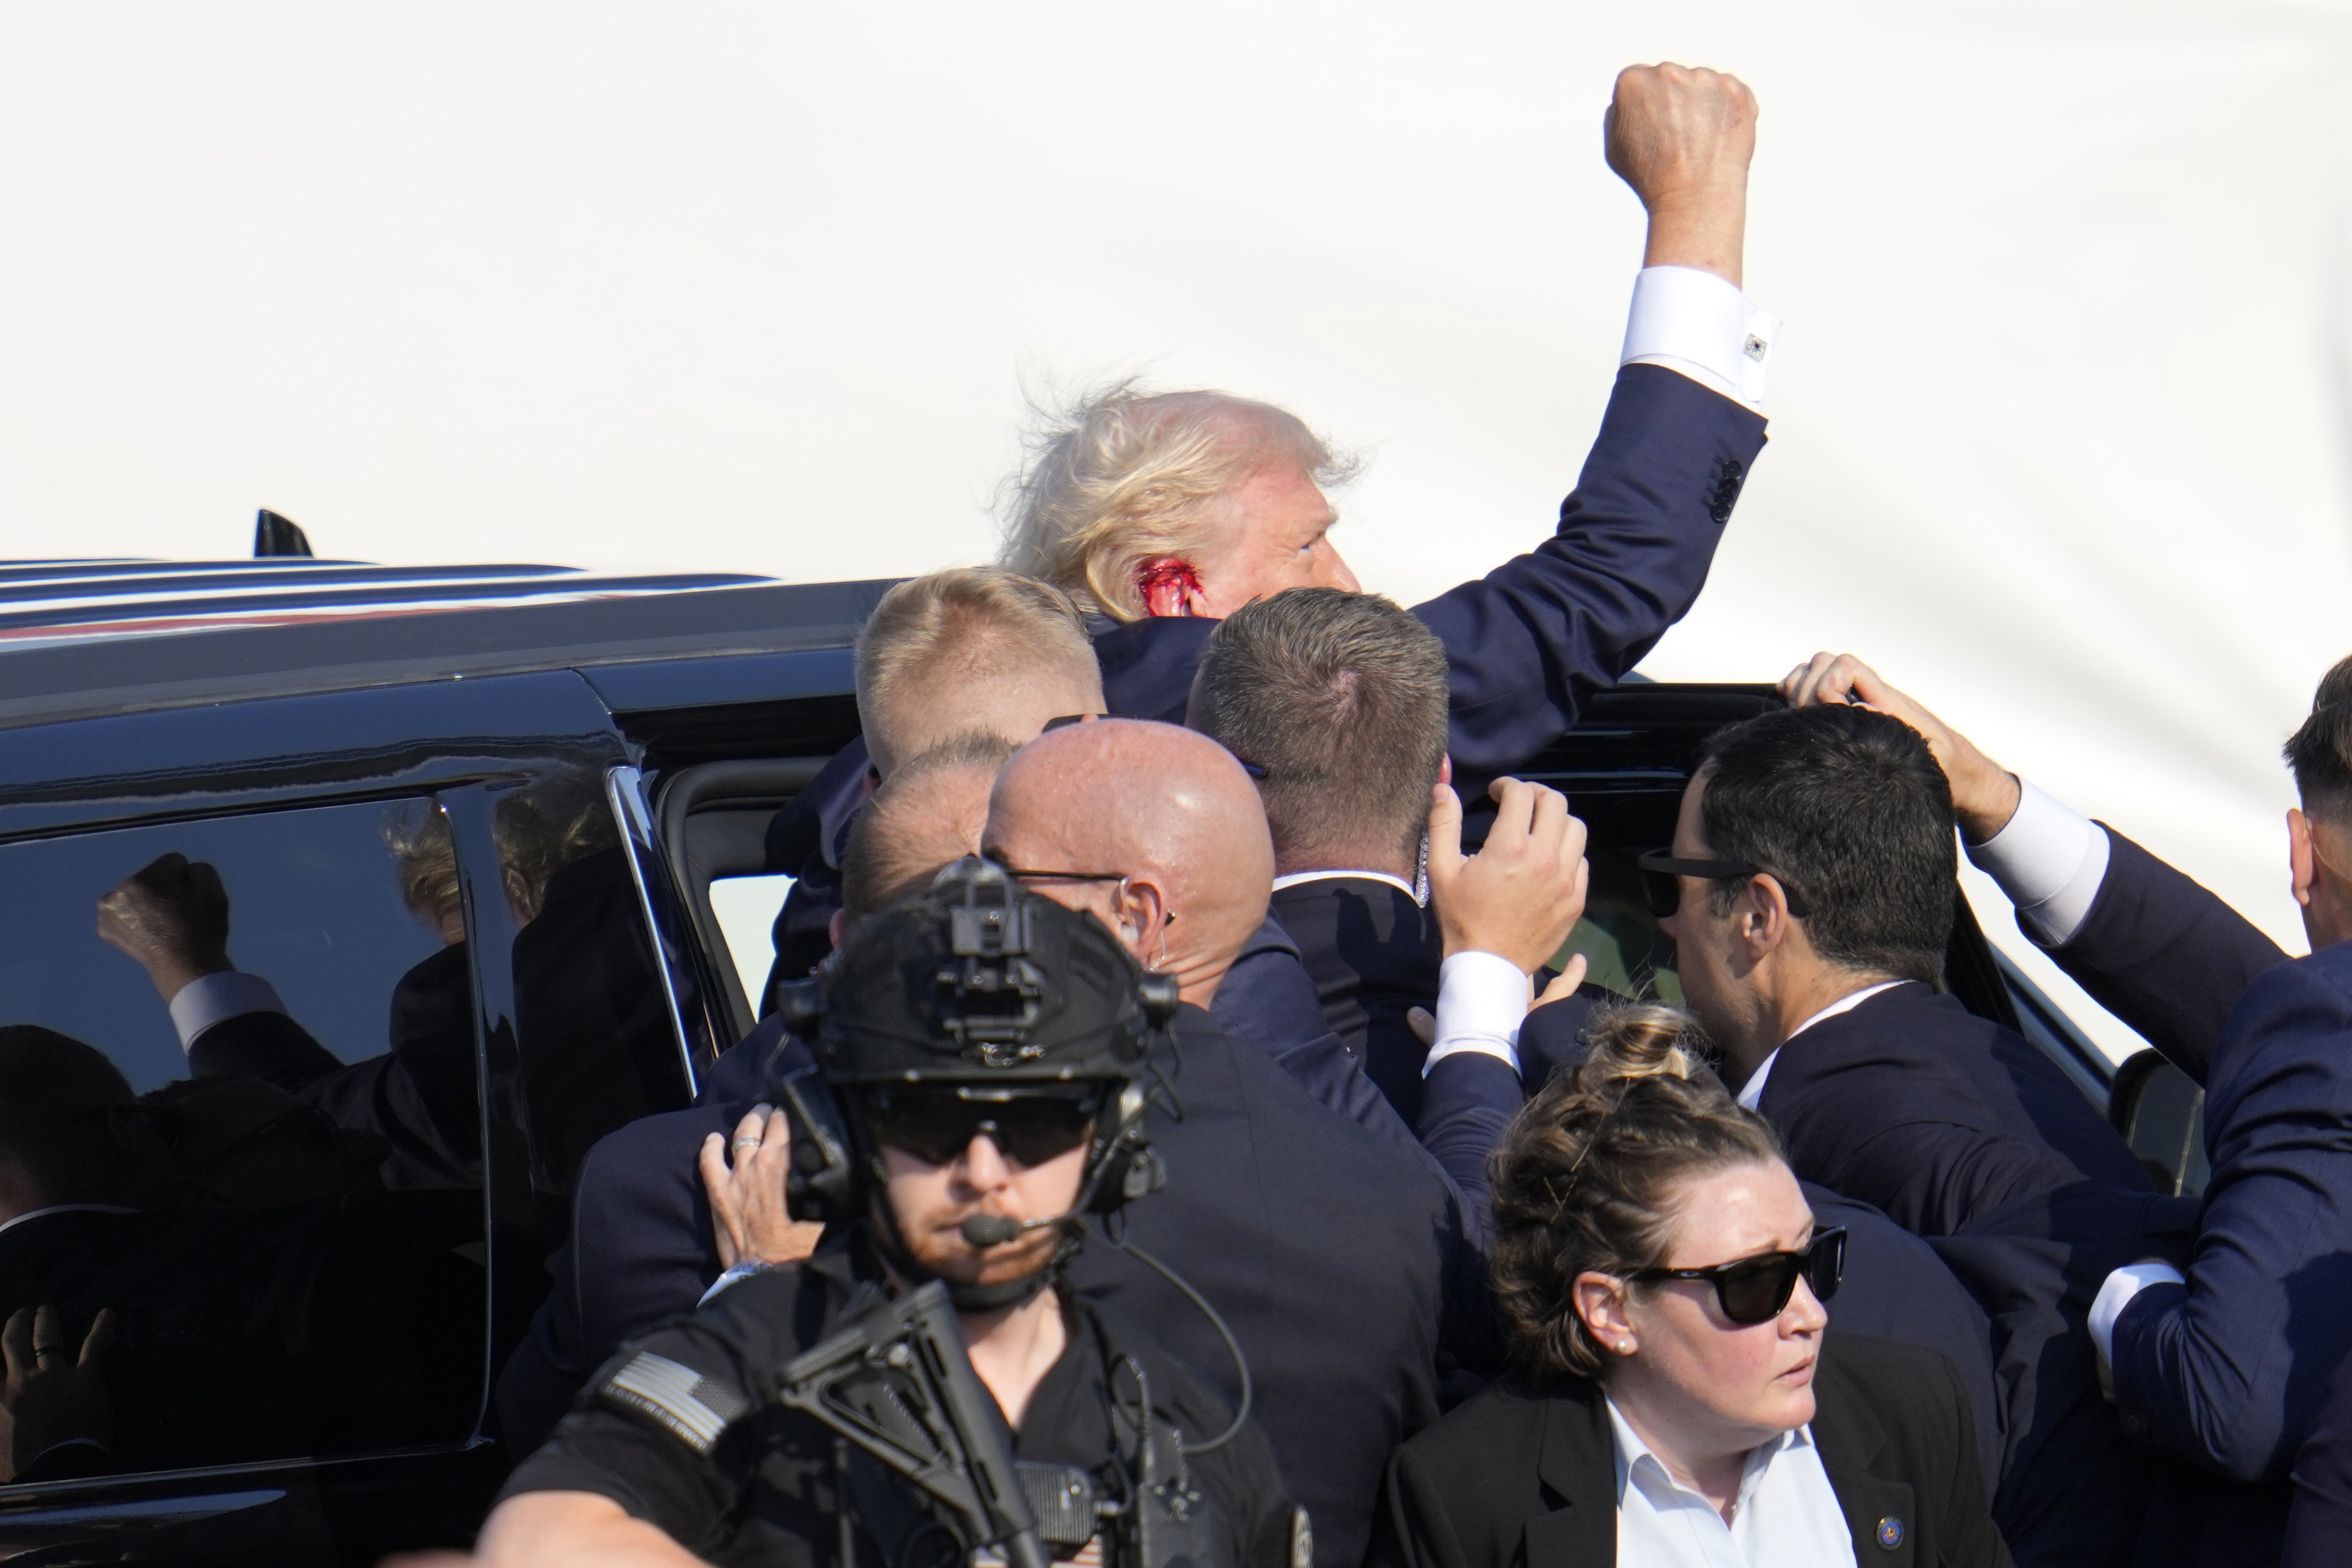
(0, 558, 896, 731)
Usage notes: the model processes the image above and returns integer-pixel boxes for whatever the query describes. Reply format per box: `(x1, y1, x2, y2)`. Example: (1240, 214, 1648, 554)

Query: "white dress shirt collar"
(1603, 1395, 1853, 1566)
(1269, 868, 1420, 902)
(1734, 980, 1908, 1112)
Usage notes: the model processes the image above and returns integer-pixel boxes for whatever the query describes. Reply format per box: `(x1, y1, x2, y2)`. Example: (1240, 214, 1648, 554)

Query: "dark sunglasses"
(861, 1087, 1100, 1167)
(1634, 851, 1812, 920)
(1629, 1226, 1846, 1324)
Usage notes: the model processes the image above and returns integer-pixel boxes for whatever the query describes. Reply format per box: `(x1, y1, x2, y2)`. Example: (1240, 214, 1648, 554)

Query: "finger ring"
(733, 1138, 762, 1151)
(33, 1345, 65, 1363)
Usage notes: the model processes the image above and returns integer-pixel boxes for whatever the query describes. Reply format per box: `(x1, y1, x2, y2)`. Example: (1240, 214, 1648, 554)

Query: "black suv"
(0, 557, 2189, 1565)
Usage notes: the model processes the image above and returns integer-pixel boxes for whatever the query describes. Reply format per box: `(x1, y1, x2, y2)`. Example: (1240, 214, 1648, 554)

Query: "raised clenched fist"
(95, 851, 233, 1001)
(1604, 63, 1758, 285)
(1605, 63, 1758, 208)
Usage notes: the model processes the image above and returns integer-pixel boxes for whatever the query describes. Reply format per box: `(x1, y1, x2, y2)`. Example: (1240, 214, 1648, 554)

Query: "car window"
(709, 872, 795, 1013)
(0, 796, 485, 1484)
(498, 770, 694, 1196)
(1556, 844, 1684, 1003)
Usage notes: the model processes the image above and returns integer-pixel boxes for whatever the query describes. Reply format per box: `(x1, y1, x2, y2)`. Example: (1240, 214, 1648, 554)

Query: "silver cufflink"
(1743, 334, 1769, 362)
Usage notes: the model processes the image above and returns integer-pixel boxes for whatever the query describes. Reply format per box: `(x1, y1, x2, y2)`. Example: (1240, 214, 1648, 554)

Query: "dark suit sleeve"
(2110, 958, 2352, 1482)
(2037, 826, 2287, 1085)
(1416, 1055, 1521, 1241)
(1816, 1118, 2080, 1240)
(2286, 1351, 2352, 1568)
(187, 1008, 344, 1091)
(1412, 363, 1767, 775)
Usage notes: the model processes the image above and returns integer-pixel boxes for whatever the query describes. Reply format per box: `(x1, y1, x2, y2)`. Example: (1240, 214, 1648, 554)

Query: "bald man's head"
(983, 719, 1273, 1003)
(841, 733, 1015, 923)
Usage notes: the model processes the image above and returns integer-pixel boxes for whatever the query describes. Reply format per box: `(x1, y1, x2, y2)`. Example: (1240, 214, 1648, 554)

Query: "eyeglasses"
(1629, 1227, 1846, 1325)
(861, 1087, 1101, 1167)
(1634, 851, 1812, 920)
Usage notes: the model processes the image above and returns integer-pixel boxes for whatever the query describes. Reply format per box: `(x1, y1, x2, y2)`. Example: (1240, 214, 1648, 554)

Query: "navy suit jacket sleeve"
(2040, 826, 2287, 1085)
(1412, 363, 1766, 775)
(1416, 1054, 1524, 1244)
(2111, 951, 2352, 1481)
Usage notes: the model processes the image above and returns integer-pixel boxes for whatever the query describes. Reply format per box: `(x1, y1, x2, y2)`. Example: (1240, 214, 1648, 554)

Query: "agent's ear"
(827, 908, 850, 951)
(1739, 874, 1798, 958)
(2291, 808, 2318, 909)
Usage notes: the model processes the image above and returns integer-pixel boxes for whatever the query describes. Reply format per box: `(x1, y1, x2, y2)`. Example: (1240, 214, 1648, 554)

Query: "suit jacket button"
(1876, 1516, 1904, 1549)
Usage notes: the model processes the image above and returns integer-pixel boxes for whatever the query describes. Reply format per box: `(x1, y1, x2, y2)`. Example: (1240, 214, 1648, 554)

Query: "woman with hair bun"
(1373, 1005, 2008, 1568)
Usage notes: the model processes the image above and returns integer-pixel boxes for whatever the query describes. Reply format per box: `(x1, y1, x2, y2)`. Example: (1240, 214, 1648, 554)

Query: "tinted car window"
(497, 769, 692, 1197)
(0, 796, 484, 1484)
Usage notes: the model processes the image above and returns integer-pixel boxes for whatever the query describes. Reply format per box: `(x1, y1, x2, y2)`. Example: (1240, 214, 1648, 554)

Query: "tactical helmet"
(806, 855, 1175, 1087)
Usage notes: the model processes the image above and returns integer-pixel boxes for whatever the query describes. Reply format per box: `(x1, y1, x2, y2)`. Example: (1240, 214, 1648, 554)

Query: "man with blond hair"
(764, 566, 1106, 984)
(1000, 62, 1779, 777)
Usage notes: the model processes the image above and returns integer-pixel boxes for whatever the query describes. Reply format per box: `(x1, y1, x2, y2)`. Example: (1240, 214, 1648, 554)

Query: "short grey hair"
(840, 731, 1018, 920)
(998, 381, 1361, 622)
(1190, 588, 1448, 869)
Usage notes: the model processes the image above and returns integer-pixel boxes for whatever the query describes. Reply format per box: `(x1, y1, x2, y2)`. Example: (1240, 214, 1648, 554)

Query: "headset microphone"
(959, 1213, 1063, 1248)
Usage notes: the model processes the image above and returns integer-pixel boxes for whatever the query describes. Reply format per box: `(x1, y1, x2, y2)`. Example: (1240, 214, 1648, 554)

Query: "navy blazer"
(500, 1003, 1483, 1568)
(2035, 826, 2287, 1085)
(1758, 982, 2154, 1234)
(1753, 981, 2197, 1567)
(2110, 939, 2352, 1485)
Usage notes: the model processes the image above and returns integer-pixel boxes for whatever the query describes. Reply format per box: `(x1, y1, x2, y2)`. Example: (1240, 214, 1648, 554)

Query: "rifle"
(774, 1280, 1052, 1568)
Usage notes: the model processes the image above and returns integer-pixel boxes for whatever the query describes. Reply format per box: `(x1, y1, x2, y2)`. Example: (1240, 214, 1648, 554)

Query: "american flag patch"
(598, 1351, 752, 1456)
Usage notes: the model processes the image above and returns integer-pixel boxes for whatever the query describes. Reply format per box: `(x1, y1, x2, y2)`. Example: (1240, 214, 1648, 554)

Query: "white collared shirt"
(1963, 777, 2111, 946)
(166, 970, 290, 1051)
(1734, 981, 1907, 1112)
(1605, 1395, 1853, 1567)
(1622, 266, 1780, 408)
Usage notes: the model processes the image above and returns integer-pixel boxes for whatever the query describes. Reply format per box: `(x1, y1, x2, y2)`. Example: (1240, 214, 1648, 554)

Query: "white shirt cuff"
(2090, 1261, 2185, 1369)
(1622, 265, 1780, 408)
(1964, 778, 2112, 946)
(167, 970, 290, 1052)
(1422, 950, 1532, 1077)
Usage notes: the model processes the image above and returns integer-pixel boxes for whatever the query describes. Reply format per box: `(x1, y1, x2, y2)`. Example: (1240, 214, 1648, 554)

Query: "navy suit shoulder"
(1800, 1183, 2004, 1498)
(2111, 939, 2352, 1486)
(1759, 982, 2150, 1236)
(1267, 877, 1439, 1123)
(1217, 912, 1480, 1210)
(1066, 1002, 1481, 1568)
(2041, 826, 2287, 1085)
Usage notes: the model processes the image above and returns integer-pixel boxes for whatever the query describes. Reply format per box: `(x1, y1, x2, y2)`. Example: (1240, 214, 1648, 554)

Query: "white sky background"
(2, 2, 2348, 1061)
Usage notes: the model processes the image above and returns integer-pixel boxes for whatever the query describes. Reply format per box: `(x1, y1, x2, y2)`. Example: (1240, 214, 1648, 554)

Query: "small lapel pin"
(1876, 1515, 1904, 1550)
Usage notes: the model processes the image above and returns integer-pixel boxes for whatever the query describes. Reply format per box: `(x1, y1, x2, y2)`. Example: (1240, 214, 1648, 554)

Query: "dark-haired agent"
(1370, 1006, 2007, 1568)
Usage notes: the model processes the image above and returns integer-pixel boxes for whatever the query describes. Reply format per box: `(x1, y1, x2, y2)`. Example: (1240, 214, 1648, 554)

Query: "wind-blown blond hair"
(1000, 382, 1360, 622)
